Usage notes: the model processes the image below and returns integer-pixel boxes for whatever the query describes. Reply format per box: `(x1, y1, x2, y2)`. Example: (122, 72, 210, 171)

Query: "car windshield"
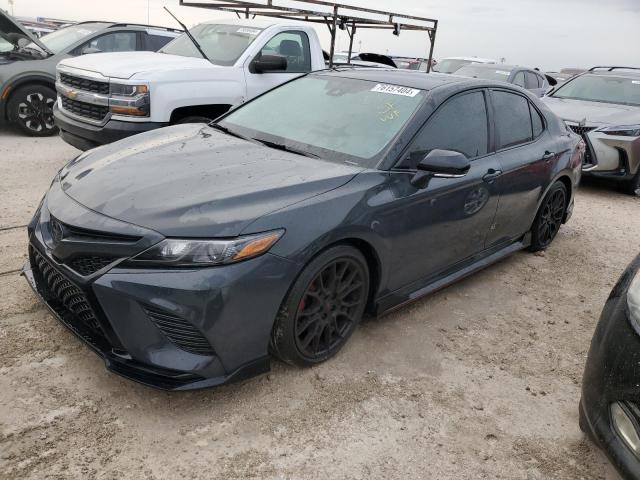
(434, 59, 471, 74)
(455, 65, 513, 80)
(219, 75, 426, 166)
(159, 23, 263, 66)
(552, 74, 640, 106)
(29, 23, 105, 54)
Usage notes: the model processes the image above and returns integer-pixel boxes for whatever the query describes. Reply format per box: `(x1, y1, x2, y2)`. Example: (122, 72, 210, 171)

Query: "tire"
(624, 171, 640, 197)
(7, 84, 58, 137)
(529, 181, 568, 252)
(174, 116, 212, 125)
(270, 245, 370, 367)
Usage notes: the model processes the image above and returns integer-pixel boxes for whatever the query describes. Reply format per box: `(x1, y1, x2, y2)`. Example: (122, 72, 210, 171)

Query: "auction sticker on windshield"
(371, 84, 421, 97)
(495, 70, 511, 76)
(237, 28, 261, 35)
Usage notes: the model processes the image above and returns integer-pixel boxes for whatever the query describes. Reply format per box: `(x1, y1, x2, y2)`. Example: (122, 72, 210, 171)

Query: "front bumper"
(53, 104, 167, 151)
(581, 255, 640, 479)
(24, 188, 299, 390)
(581, 130, 640, 181)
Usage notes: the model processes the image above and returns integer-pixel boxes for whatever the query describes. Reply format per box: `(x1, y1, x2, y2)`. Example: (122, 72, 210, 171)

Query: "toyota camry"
(24, 69, 583, 390)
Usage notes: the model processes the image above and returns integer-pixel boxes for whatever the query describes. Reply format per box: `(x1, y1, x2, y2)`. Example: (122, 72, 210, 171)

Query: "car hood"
(59, 51, 214, 79)
(542, 96, 640, 126)
(58, 124, 362, 237)
(0, 10, 51, 58)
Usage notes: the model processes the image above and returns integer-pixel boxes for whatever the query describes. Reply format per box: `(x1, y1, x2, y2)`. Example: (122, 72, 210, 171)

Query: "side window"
(400, 91, 488, 169)
(144, 33, 175, 52)
(493, 90, 533, 149)
(538, 74, 547, 88)
(513, 72, 526, 88)
(80, 32, 137, 53)
(530, 103, 544, 138)
(525, 71, 540, 89)
(259, 31, 311, 73)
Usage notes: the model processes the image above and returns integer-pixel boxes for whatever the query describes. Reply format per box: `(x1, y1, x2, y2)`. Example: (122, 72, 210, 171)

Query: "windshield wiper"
(164, 7, 210, 62)
(254, 139, 319, 158)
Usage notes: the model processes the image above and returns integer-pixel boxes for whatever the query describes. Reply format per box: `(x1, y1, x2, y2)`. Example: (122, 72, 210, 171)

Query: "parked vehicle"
(0, 11, 181, 136)
(390, 56, 433, 71)
(581, 254, 640, 480)
(454, 64, 555, 97)
(432, 56, 496, 74)
(24, 69, 583, 389)
(543, 67, 640, 195)
(53, 19, 327, 151)
(546, 68, 587, 86)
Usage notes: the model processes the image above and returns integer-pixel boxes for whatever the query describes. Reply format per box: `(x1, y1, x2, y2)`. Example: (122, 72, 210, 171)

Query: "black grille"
(569, 125, 596, 136)
(143, 306, 215, 356)
(60, 73, 109, 94)
(30, 247, 102, 333)
(60, 96, 108, 122)
(69, 256, 117, 276)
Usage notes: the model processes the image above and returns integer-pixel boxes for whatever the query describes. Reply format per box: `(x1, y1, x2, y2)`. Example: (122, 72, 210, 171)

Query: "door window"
(513, 72, 526, 88)
(492, 90, 533, 149)
(144, 33, 175, 51)
(531, 104, 545, 138)
(259, 31, 311, 73)
(525, 71, 540, 89)
(80, 32, 137, 53)
(399, 91, 489, 169)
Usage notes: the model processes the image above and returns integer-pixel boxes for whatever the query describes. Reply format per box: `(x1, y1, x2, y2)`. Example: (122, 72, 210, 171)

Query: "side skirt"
(375, 237, 529, 315)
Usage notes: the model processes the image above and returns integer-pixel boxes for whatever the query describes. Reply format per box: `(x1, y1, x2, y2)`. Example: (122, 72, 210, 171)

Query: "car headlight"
(130, 230, 284, 267)
(600, 125, 640, 137)
(629, 270, 640, 326)
(109, 83, 150, 117)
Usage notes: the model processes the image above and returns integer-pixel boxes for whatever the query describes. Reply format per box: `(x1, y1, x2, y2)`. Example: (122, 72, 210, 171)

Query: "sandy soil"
(1, 126, 637, 479)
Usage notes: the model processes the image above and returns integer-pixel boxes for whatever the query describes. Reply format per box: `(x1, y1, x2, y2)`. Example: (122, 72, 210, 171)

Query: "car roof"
(586, 69, 640, 79)
(456, 63, 537, 73)
(316, 68, 520, 93)
(441, 56, 496, 63)
(199, 18, 284, 28)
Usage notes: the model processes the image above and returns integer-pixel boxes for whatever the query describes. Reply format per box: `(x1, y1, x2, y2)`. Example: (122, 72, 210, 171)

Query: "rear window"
(552, 74, 640, 106)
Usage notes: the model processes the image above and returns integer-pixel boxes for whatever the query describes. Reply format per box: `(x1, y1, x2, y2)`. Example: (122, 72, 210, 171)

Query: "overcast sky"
(1, 0, 639, 71)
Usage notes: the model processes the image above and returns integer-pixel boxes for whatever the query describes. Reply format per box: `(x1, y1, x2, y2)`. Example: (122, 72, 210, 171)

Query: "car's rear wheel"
(529, 182, 568, 252)
(7, 85, 57, 137)
(270, 245, 369, 367)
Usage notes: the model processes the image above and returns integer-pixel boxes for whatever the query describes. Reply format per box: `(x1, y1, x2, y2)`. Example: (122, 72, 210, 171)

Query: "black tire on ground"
(624, 171, 640, 197)
(270, 245, 370, 368)
(174, 116, 212, 125)
(7, 84, 58, 137)
(529, 181, 568, 252)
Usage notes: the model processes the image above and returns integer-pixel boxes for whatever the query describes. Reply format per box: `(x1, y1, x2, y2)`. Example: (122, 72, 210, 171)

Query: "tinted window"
(513, 72, 526, 88)
(144, 33, 175, 51)
(525, 71, 540, 89)
(82, 32, 137, 53)
(400, 91, 488, 168)
(259, 31, 311, 73)
(531, 104, 544, 137)
(493, 91, 533, 149)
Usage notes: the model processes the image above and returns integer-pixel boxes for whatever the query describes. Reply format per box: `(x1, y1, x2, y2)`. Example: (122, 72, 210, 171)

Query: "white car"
(53, 19, 327, 150)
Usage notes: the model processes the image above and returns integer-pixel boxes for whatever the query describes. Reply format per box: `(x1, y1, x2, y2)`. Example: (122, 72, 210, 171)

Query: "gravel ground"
(1, 126, 638, 480)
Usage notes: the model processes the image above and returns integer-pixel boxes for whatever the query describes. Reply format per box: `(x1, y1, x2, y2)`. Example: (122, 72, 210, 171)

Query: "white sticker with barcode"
(371, 84, 421, 97)
(633, 81, 640, 85)
(495, 70, 511, 76)
(237, 27, 261, 35)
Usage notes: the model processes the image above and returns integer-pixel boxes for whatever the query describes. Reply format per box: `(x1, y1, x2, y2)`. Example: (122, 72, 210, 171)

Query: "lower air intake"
(143, 306, 215, 356)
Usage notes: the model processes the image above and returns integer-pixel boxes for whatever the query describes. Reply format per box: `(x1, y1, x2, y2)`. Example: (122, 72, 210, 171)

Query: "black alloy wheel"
(530, 182, 567, 252)
(271, 246, 370, 367)
(8, 85, 58, 137)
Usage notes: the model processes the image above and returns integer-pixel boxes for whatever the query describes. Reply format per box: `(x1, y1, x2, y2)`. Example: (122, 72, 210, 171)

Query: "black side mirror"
(81, 47, 102, 55)
(411, 149, 471, 189)
(253, 54, 287, 73)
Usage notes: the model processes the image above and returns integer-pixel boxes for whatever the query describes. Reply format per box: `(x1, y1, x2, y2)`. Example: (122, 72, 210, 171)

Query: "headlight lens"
(109, 83, 150, 117)
(110, 83, 149, 97)
(130, 230, 284, 267)
(629, 270, 640, 325)
(600, 124, 640, 137)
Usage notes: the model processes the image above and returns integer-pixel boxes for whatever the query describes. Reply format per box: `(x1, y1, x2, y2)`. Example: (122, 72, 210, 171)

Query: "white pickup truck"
(53, 19, 327, 150)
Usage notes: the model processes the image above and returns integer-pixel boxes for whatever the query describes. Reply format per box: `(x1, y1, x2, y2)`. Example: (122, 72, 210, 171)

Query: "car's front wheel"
(529, 181, 568, 252)
(270, 245, 370, 367)
(7, 85, 58, 137)
(624, 171, 640, 197)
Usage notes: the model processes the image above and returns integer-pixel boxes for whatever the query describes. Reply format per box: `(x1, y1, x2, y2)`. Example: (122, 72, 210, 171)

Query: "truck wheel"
(175, 116, 212, 125)
(7, 85, 58, 137)
(529, 182, 567, 252)
(625, 171, 640, 197)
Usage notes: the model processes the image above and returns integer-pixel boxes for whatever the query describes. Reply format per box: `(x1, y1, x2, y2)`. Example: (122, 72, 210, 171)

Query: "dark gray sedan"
(24, 69, 583, 390)
(454, 63, 556, 97)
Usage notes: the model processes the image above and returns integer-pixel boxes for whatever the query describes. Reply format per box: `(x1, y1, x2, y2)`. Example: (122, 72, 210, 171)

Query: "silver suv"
(0, 11, 180, 136)
(543, 67, 640, 195)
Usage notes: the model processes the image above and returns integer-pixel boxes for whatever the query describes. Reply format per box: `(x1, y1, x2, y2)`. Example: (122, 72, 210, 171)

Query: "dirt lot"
(0, 126, 637, 480)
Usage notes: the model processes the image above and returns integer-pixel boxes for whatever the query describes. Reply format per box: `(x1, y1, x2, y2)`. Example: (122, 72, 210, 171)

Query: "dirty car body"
(581, 254, 640, 480)
(24, 69, 582, 390)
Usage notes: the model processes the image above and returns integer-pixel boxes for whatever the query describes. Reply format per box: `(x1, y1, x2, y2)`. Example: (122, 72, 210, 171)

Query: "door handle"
(542, 151, 556, 162)
(483, 168, 503, 182)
